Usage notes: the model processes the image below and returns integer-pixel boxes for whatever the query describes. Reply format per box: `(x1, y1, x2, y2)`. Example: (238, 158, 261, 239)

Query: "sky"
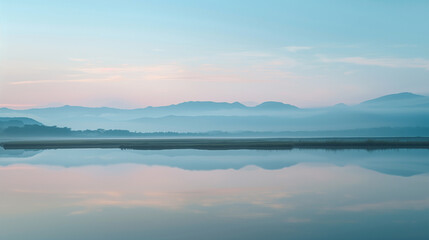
(0, 0, 428, 109)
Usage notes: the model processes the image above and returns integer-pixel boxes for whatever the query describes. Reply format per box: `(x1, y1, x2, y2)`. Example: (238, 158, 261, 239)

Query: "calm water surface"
(0, 149, 428, 240)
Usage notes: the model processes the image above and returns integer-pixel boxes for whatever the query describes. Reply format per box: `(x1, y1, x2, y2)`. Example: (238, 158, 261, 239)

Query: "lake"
(0, 148, 428, 240)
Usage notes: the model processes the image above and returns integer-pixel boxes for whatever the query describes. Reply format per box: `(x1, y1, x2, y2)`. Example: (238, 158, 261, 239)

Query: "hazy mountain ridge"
(0, 147, 428, 177)
(359, 92, 429, 108)
(0, 117, 42, 129)
(361, 92, 424, 103)
(0, 92, 428, 133)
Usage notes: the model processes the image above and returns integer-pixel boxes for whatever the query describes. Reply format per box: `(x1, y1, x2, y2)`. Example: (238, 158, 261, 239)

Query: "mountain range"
(1, 92, 428, 133)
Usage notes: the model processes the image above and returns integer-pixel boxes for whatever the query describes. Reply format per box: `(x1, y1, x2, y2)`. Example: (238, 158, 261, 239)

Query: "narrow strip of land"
(1, 138, 429, 150)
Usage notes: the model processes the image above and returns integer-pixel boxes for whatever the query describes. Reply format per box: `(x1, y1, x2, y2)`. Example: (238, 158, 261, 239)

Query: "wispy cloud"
(343, 70, 356, 75)
(8, 62, 299, 86)
(76, 64, 182, 74)
(283, 46, 312, 52)
(322, 56, 429, 70)
(0, 103, 37, 108)
(69, 58, 88, 62)
(151, 48, 165, 52)
(222, 51, 272, 57)
(10, 76, 123, 85)
(265, 58, 298, 67)
(75, 62, 301, 83)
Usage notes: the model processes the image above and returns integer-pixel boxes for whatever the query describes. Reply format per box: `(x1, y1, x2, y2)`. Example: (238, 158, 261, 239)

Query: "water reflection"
(0, 149, 428, 240)
(1, 148, 429, 176)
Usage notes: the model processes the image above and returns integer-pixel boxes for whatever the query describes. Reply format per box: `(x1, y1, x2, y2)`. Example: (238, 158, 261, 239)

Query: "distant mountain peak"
(58, 105, 81, 109)
(255, 101, 298, 110)
(334, 103, 347, 107)
(361, 92, 425, 105)
(176, 101, 243, 105)
(163, 101, 247, 111)
(331, 103, 348, 108)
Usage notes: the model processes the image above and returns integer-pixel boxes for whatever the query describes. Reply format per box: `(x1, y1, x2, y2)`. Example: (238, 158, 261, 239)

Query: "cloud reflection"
(0, 163, 428, 219)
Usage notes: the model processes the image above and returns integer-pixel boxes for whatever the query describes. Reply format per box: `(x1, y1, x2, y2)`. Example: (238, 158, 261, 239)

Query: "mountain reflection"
(1, 149, 428, 240)
(1, 148, 428, 176)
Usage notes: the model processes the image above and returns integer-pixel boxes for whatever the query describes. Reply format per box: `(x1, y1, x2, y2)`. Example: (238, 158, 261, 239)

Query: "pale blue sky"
(1, 0, 428, 108)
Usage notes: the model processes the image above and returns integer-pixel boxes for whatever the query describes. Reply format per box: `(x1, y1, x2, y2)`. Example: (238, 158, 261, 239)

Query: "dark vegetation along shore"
(3, 124, 429, 138)
(1, 138, 429, 150)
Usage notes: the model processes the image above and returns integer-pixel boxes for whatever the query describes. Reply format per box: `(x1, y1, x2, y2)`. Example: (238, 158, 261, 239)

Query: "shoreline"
(1, 137, 429, 150)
